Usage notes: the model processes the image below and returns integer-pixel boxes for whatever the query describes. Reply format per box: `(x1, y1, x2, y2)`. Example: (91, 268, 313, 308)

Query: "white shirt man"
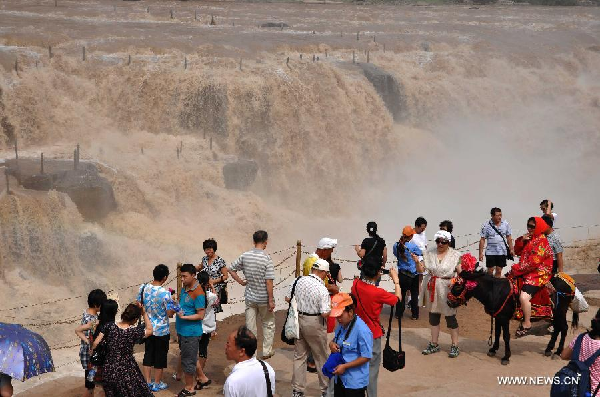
(224, 326, 275, 397)
(287, 259, 331, 397)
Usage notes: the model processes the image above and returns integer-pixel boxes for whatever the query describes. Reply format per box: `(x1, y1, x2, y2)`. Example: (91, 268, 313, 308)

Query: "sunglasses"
(435, 239, 449, 245)
(527, 224, 535, 229)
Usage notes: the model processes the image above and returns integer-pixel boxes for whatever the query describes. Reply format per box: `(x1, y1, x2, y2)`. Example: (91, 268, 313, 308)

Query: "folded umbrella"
(0, 323, 54, 381)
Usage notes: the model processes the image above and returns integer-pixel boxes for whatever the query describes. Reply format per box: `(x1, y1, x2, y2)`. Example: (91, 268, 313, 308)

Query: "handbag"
(382, 305, 405, 372)
(137, 284, 148, 345)
(322, 315, 357, 378)
(571, 287, 589, 314)
(488, 221, 514, 261)
(90, 326, 108, 366)
(219, 284, 228, 305)
(281, 277, 301, 345)
(90, 342, 106, 366)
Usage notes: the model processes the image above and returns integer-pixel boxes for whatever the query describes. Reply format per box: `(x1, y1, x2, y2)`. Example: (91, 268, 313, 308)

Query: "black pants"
(396, 271, 420, 319)
(334, 377, 366, 397)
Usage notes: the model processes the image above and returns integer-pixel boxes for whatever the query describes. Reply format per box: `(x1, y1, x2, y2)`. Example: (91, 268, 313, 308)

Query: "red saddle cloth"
(513, 277, 553, 321)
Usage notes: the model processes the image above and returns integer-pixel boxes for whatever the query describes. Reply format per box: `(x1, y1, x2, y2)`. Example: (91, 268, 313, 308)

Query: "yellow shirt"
(302, 254, 330, 286)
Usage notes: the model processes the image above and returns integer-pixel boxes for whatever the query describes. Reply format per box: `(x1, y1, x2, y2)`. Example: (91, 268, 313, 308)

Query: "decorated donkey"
(447, 253, 577, 365)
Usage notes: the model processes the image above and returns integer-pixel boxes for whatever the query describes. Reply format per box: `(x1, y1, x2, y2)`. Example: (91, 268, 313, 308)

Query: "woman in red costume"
(508, 217, 553, 337)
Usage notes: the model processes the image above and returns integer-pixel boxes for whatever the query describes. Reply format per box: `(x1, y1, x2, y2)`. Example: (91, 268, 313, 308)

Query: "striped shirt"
(480, 220, 512, 256)
(229, 248, 274, 304)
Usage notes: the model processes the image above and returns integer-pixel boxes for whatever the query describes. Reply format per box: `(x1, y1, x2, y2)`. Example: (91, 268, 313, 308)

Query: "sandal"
(176, 389, 196, 397)
(515, 325, 532, 338)
(194, 379, 212, 390)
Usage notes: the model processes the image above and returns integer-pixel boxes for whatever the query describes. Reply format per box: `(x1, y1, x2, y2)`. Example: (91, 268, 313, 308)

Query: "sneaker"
(292, 390, 305, 397)
(147, 382, 155, 391)
(422, 342, 441, 355)
(153, 381, 168, 391)
(86, 369, 97, 383)
(449, 344, 460, 358)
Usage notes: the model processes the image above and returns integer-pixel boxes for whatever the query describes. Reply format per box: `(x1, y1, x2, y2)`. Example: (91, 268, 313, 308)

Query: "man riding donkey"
(507, 216, 554, 337)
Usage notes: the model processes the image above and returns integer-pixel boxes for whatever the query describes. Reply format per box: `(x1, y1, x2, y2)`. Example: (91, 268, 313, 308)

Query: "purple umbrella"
(0, 323, 54, 381)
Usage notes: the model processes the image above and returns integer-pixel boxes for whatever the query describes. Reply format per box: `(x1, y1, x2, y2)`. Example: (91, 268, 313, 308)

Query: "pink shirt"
(569, 333, 600, 392)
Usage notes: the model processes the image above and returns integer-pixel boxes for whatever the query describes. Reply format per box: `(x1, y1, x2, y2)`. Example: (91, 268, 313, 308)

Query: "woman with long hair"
(355, 222, 387, 267)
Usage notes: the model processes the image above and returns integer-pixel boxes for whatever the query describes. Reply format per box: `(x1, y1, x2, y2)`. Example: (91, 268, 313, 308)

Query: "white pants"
(245, 301, 275, 357)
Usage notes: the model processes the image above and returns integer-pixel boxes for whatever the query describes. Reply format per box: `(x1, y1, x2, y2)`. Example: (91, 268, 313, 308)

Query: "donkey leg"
(501, 319, 511, 365)
(545, 303, 559, 356)
(488, 319, 502, 357)
(554, 298, 571, 357)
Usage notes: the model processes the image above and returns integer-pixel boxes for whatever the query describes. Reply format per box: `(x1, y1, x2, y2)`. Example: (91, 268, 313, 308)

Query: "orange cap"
(402, 225, 416, 237)
(329, 293, 354, 317)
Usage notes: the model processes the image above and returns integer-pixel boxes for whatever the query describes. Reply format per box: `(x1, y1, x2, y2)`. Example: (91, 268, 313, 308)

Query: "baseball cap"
(317, 238, 338, 250)
(312, 258, 330, 273)
(330, 293, 354, 317)
(402, 225, 415, 237)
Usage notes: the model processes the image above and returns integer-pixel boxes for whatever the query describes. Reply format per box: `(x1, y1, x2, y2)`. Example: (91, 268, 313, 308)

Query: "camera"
(381, 268, 390, 275)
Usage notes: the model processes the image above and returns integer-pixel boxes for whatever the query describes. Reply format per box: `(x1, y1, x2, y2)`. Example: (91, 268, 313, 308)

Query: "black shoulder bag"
(90, 325, 109, 366)
(281, 277, 302, 345)
(382, 305, 405, 372)
(489, 221, 514, 261)
(136, 284, 148, 345)
(259, 360, 273, 397)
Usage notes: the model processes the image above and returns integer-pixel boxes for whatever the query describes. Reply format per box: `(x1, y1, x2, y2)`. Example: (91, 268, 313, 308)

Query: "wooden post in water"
(300, 54, 302, 60)
(209, 137, 213, 150)
(141, 145, 144, 154)
(357, 31, 359, 41)
(74, 149, 78, 170)
(195, 10, 197, 21)
(170, 9, 173, 19)
(14, 59, 18, 74)
(367, 50, 370, 63)
(295, 240, 302, 277)
(239, 58, 242, 71)
(146, 6, 149, 13)
(176, 263, 182, 300)
(352, 50, 355, 64)
(180, 140, 183, 153)
(383, 43, 386, 53)
(176, 146, 180, 159)
(128, 54, 131, 65)
(55, 0, 57, 7)
(373, 36, 376, 42)
(49, 46, 53, 59)
(82, 46, 86, 61)
(41, 153, 44, 174)
(286, 57, 289, 66)
(14, 138, 18, 160)
(184, 56, 187, 70)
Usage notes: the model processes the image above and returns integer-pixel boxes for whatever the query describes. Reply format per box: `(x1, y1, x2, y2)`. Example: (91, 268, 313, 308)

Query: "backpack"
(550, 333, 600, 397)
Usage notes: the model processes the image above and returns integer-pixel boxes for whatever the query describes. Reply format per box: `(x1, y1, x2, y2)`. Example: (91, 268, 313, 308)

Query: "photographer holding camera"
(351, 256, 400, 397)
